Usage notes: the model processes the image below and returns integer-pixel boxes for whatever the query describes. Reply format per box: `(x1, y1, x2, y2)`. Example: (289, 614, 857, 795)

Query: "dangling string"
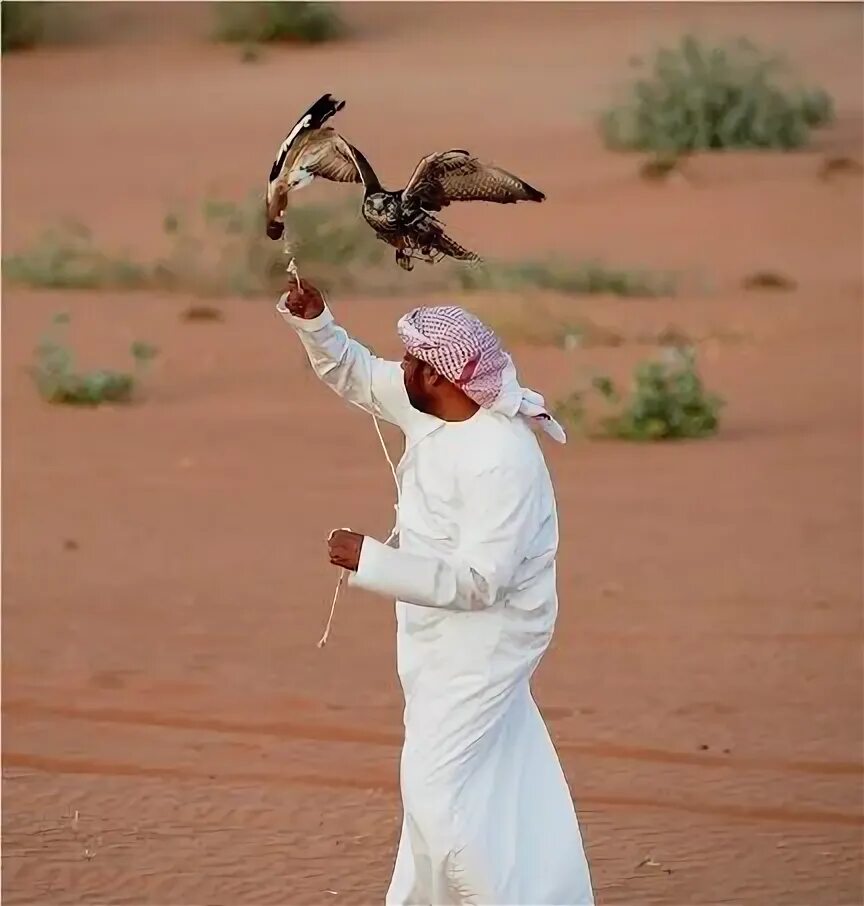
(318, 530, 348, 649)
(317, 416, 400, 648)
(318, 415, 399, 648)
(285, 257, 402, 649)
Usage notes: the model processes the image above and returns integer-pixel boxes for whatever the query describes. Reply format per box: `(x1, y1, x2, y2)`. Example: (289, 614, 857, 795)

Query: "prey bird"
(265, 97, 545, 270)
(265, 93, 352, 241)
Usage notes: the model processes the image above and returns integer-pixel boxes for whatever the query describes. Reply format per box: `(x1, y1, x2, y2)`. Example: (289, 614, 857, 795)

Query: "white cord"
(371, 412, 401, 546)
(318, 530, 348, 649)
(317, 417, 400, 648)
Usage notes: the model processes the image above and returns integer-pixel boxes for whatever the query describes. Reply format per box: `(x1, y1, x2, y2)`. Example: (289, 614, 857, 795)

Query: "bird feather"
(402, 150, 545, 211)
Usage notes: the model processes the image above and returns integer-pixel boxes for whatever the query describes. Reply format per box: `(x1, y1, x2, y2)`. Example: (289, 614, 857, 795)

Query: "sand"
(2, 3, 862, 903)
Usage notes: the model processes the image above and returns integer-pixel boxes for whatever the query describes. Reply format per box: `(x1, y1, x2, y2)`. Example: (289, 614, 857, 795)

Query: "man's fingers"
(328, 548, 350, 568)
(284, 288, 306, 314)
(327, 530, 361, 571)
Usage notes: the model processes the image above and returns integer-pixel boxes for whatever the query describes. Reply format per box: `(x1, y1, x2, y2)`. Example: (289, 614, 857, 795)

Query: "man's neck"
(429, 393, 480, 423)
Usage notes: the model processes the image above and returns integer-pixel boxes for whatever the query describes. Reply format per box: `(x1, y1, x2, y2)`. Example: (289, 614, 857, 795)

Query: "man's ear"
(422, 362, 444, 388)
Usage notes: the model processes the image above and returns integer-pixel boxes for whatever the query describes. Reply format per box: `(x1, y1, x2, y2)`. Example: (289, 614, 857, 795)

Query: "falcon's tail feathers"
(434, 230, 481, 263)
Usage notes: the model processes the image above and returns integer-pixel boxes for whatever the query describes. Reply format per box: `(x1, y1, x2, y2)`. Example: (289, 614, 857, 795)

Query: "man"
(279, 277, 594, 905)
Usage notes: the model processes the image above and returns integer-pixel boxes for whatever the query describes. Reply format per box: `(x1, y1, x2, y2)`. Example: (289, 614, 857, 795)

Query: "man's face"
(401, 352, 435, 414)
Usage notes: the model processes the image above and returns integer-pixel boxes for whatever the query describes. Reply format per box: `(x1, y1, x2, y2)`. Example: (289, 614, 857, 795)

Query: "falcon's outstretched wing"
(268, 129, 361, 202)
(265, 94, 351, 240)
(401, 150, 545, 211)
(267, 93, 345, 186)
(265, 129, 363, 237)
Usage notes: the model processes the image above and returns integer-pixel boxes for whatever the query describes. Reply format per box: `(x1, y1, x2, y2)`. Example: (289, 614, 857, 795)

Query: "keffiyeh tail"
(397, 306, 567, 444)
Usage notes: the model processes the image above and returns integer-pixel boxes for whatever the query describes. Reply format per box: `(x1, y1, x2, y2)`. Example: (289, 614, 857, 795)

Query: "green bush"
(602, 347, 724, 440)
(31, 313, 158, 406)
(2, 1, 45, 52)
(1, 0, 81, 52)
(602, 35, 834, 152)
(212, 1, 345, 44)
(3, 222, 148, 289)
(555, 347, 724, 441)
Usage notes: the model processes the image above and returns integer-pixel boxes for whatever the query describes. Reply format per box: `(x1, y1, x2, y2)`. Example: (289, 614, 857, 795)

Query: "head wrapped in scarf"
(396, 305, 566, 443)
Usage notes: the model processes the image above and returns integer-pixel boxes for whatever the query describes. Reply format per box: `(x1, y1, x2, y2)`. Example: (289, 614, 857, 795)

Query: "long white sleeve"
(277, 294, 419, 431)
(350, 461, 540, 611)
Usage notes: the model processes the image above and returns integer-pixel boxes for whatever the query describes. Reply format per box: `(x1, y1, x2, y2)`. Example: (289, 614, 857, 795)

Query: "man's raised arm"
(277, 277, 411, 428)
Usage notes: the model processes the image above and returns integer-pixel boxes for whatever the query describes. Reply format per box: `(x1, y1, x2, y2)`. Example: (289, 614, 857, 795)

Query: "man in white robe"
(279, 278, 594, 905)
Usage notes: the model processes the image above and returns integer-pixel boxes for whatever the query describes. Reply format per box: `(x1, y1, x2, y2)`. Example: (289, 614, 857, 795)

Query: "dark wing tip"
(522, 180, 545, 202)
(322, 93, 346, 113)
(308, 93, 346, 128)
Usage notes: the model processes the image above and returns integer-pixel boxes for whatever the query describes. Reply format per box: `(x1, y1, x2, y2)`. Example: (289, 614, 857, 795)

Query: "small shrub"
(455, 258, 676, 298)
(181, 304, 225, 322)
(638, 153, 690, 183)
(2, 1, 44, 51)
(552, 390, 585, 433)
(602, 35, 834, 153)
(3, 223, 149, 290)
(31, 313, 159, 406)
(1, 1, 82, 52)
(819, 156, 863, 180)
(554, 347, 724, 441)
(741, 270, 797, 291)
(212, 1, 345, 44)
(602, 348, 724, 440)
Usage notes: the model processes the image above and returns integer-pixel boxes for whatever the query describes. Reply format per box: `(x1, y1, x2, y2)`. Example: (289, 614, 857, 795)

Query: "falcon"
(344, 144, 545, 270)
(265, 99, 545, 270)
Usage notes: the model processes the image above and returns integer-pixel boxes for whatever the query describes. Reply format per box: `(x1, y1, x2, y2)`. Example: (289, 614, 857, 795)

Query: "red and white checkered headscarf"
(396, 305, 566, 443)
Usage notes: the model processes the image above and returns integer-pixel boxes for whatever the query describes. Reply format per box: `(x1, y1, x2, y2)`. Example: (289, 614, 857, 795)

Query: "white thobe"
(279, 297, 594, 906)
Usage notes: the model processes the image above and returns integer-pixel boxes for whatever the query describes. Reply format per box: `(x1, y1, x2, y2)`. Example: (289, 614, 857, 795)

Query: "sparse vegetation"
(154, 194, 387, 297)
(2, 222, 148, 290)
(4, 194, 679, 301)
(638, 153, 691, 183)
(457, 258, 676, 298)
(475, 299, 745, 351)
(181, 304, 225, 323)
(1, 0, 81, 52)
(742, 270, 797, 291)
(212, 1, 345, 45)
(819, 156, 863, 180)
(474, 301, 624, 350)
(240, 43, 262, 63)
(602, 35, 834, 153)
(31, 313, 159, 406)
(2, 1, 44, 51)
(554, 347, 724, 441)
